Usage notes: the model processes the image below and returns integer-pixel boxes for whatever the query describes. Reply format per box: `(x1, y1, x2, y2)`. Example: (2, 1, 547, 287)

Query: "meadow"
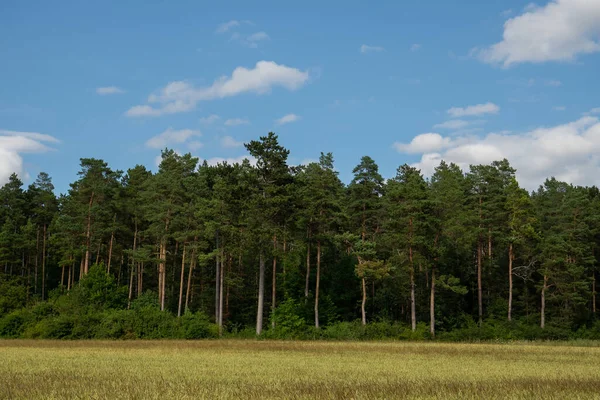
(1, 340, 600, 399)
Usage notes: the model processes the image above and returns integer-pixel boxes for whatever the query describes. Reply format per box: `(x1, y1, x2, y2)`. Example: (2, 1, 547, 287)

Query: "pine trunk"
(41, 224, 47, 300)
(305, 230, 310, 299)
(430, 268, 435, 337)
(256, 252, 265, 335)
(215, 233, 220, 325)
(541, 274, 547, 329)
(34, 227, 39, 294)
(477, 239, 483, 324)
(128, 263, 134, 309)
(177, 244, 186, 317)
(159, 240, 167, 311)
(84, 192, 94, 275)
(361, 277, 367, 325)
(508, 243, 513, 322)
(315, 240, 321, 329)
(218, 252, 224, 333)
(107, 214, 116, 274)
(409, 217, 416, 332)
(272, 234, 277, 329)
(185, 242, 197, 312)
(593, 273, 596, 314)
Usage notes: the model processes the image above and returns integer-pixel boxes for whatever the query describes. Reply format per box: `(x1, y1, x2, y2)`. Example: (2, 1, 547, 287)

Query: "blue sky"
(1, 0, 600, 193)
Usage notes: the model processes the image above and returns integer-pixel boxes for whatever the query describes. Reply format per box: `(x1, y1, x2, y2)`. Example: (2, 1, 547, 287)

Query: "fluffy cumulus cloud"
(220, 136, 244, 148)
(145, 128, 201, 149)
(0, 129, 59, 184)
(199, 114, 220, 124)
(433, 120, 471, 130)
(216, 20, 240, 34)
(447, 102, 499, 117)
(276, 113, 300, 125)
(476, 0, 600, 66)
(224, 118, 250, 127)
(394, 116, 600, 190)
(360, 44, 385, 53)
(393, 133, 451, 154)
(126, 61, 309, 117)
(96, 86, 124, 95)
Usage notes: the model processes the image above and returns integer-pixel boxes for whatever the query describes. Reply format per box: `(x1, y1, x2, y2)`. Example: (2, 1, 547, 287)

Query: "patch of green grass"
(1, 340, 599, 399)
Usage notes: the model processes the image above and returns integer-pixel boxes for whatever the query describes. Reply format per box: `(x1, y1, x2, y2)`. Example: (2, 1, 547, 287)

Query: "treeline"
(1, 132, 599, 340)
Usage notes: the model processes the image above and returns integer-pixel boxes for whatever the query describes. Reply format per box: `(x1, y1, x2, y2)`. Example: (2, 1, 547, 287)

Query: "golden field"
(1, 340, 599, 399)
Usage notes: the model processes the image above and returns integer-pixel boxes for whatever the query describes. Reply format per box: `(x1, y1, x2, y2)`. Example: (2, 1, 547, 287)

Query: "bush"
(24, 315, 75, 339)
(266, 298, 308, 339)
(179, 312, 219, 339)
(0, 309, 33, 338)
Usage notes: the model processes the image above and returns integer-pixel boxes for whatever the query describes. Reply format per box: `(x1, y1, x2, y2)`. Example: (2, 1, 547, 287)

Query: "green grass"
(1, 340, 600, 399)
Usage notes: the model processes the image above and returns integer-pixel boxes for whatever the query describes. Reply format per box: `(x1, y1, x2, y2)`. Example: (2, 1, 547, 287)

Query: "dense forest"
(0, 132, 599, 340)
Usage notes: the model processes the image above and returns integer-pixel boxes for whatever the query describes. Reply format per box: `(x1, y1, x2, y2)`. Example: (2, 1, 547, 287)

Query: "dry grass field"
(1, 340, 599, 399)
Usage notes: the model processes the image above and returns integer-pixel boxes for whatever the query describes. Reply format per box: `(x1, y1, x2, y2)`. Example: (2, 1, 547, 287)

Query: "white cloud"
(554, 106, 566, 111)
(126, 61, 309, 117)
(246, 31, 270, 47)
(410, 44, 421, 51)
(96, 86, 124, 95)
(221, 136, 244, 148)
(199, 114, 220, 124)
(276, 113, 300, 125)
(216, 20, 239, 34)
(224, 118, 250, 127)
(393, 133, 451, 154)
(433, 120, 471, 130)
(360, 44, 385, 53)
(476, 0, 600, 67)
(546, 80, 562, 87)
(145, 128, 201, 149)
(187, 141, 203, 151)
(501, 9, 513, 17)
(231, 31, 270, 48)
(447, 102, 500, 117)
(395, 116, 600, 189)
(586, 107, 600, 115)
(0, 129, 59, 185)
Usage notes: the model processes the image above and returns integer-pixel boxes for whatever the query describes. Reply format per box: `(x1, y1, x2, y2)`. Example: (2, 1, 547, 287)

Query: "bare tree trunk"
(178, 244, 186, 317)
(361, 277, 367, 325)
(139, 262, 144, 295)
(42, 224, 47, 300)
(218, 251, 224, 334)
(67, 261, 73, 291)
(315, 240, 321, 329)
(409, 217, 416, 332)
(477, 239, 483, 324)
(84, 192, 94, 275)
(430, 268, 435, 337)
(593, 272, 596, 314)
(128, 263, 135, 309)
(410, 267, 416, 332)
(34, 227, 39, 294)
(215, 232, 220, 325)
(159, 240, 167, 311)
(107, 214, 116, 274)
(256, 252, 265, 335)
(185, 243, 197, 312)
(541, 274, 547, 329)
(272, 234, 277, 329)
(477, 196, 483, 325)
(508, 243, 513, 322)
(305, 231, 310, 299)
(60, 264, 65, 289)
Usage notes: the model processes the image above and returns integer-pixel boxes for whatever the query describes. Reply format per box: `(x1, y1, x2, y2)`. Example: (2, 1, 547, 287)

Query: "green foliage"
(267, 298, 307, 338)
